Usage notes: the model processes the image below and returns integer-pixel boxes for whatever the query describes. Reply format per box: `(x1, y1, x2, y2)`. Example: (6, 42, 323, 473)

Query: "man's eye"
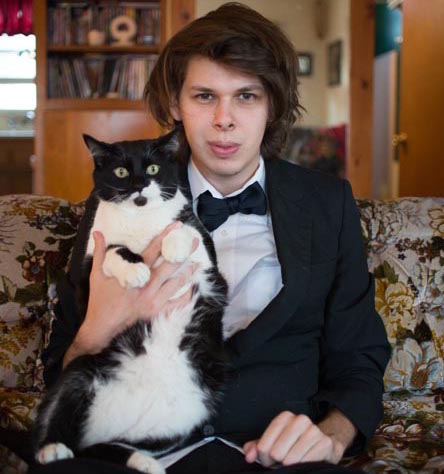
(113, 167, 129, 178)
(196, 93, 213, 101)
(239, 93, 256, 101)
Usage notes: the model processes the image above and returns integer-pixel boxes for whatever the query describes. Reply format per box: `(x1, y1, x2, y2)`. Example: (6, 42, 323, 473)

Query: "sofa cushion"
(0, 195, 83, 393)
(343, 389, 444, 472)
(2, 195, 444, 396)
(1, 194, 444, 474)
(358, 197, 444, 394)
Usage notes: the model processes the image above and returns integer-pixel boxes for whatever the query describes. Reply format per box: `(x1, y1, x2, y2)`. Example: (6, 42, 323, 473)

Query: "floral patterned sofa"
(0, 194, 443, 473)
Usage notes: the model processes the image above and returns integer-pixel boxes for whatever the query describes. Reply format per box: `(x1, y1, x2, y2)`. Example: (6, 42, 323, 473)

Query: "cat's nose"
(134, 195, 147, 206)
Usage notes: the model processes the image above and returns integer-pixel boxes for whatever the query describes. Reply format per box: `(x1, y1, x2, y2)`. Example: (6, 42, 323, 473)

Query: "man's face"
(170, 56, 269, 195)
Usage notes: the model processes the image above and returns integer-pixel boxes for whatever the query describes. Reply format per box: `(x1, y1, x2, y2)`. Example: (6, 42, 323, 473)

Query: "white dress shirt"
(188, 156, 283, 338)
(158, 156, 283, 468)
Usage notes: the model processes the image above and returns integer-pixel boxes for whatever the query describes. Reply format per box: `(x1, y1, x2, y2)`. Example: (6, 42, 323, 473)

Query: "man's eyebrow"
(190, 86, 213, 92)
(236, 85, 265, 92)
(189, 84, 265, 92)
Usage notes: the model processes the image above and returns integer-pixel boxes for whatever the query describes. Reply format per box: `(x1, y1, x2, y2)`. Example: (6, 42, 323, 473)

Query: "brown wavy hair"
(144, 2, 304, 160)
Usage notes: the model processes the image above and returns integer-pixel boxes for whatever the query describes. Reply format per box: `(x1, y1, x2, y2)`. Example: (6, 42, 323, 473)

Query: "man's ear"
(169, 96, 182, 122)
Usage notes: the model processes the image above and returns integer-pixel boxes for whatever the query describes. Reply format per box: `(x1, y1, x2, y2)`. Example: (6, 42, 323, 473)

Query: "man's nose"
(213, 99, 235, 131)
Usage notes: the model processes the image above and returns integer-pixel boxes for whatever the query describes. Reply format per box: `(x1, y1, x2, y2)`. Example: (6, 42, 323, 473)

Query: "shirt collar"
(187, 156, 266, 203)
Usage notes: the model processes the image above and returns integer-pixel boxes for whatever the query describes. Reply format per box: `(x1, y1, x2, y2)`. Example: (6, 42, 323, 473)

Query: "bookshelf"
(34, 0, 195, 202)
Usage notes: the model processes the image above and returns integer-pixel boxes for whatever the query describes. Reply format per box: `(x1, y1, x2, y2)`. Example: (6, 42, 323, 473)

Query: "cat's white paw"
(162, 228, 195, 263)
(127, 450, 165, 474)
(103, 250, 150, 288)
(36, 443, 74, 464)
(118, 261, 151, 288)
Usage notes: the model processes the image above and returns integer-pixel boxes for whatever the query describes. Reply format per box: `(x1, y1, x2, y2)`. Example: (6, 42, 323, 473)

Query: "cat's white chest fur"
(86, 188, 188, 256)
(86, 184, 213, 295)
(81, 300, 208, 449)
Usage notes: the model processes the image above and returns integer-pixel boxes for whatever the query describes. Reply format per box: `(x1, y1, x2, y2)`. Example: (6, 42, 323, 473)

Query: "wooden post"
(349, 0, 374, 197)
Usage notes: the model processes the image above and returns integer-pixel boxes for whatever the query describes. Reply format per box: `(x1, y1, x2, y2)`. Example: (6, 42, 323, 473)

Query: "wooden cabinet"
(0, 137, 33, 195)
(34, 0, 194, 202)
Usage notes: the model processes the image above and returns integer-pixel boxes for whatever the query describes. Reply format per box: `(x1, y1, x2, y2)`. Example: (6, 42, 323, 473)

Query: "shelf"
(44, 98, 147, 110)
(47, 45, 160, 54)
(47, 0, 159, 3)
(34, 0, 195, 199)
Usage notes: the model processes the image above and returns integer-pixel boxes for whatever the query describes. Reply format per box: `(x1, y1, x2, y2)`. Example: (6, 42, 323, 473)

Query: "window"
(0, 33, 36, 110)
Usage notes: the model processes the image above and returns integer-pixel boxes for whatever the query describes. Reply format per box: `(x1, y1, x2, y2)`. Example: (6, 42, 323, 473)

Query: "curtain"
(0, 0, 33, 35)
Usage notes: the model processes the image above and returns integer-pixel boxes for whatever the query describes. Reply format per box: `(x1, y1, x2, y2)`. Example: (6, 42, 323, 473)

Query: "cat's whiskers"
(177, 184, 194, 195)
(104, 184, 126, 192)
(160, 191, 176, 200)
(108, 194, 126, 204)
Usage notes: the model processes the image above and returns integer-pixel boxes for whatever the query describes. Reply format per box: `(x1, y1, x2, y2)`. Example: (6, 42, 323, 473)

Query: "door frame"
(348, 0, 374, 198)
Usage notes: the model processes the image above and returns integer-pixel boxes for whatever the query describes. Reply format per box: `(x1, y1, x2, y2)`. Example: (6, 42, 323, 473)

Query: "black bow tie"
(197, 181, 267, 232)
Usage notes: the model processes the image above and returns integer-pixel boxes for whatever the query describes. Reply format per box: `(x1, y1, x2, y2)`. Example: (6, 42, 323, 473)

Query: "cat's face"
(83, 130, 181, 207)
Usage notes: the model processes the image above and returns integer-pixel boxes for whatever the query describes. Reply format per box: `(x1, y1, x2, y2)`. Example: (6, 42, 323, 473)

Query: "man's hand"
(243, 409, 357, 467)
(64, 221, 198, 367)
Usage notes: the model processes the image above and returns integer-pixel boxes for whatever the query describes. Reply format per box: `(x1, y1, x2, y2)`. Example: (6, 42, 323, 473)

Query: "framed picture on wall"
(297, 52, 313, 76)
(327, 40, 342, 86)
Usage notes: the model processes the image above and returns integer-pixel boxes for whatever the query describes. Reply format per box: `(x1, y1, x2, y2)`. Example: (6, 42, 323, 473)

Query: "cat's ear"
(156, 127, 181, 155)
(83, 134, 110, 167)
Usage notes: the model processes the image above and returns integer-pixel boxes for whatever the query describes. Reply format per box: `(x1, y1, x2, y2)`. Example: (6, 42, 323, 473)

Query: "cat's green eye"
(114, 167, 129, 178)
(146, 164, 160, 176)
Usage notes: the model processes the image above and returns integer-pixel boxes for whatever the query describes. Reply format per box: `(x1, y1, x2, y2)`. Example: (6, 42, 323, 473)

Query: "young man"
(35, 3, 390, 474)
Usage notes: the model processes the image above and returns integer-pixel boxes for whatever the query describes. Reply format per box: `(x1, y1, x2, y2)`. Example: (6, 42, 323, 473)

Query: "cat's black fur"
(32, 129, 228, 473)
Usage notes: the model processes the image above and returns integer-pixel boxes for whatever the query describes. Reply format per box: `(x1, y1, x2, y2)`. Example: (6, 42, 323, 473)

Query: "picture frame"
(327, 40, 342, 86)
(297, 52, 313, 76)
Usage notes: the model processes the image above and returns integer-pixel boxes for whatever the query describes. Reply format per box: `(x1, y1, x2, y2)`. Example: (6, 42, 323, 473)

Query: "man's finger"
(158, 267, 194, 300)
(148, 259, 184, 292)
(141, 272, 190, 319)
(243, 441, 258, 464)
(286, 430, 330, 465)
(257, 450, 276, 468)
(142, 221, 183, 266)
(163, 287, 194, 315)
(256, 411, 293, 454)
(267, 416, 311, 464)
(91, 231, 106, 276)
(191, 237, 199, 252)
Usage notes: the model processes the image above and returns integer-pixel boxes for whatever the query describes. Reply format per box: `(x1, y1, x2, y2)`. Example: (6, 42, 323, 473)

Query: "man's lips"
(208, 141, 240, 157)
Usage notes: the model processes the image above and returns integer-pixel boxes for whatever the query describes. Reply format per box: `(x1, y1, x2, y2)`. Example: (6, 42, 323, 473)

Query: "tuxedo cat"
(33, 129, 228, 474)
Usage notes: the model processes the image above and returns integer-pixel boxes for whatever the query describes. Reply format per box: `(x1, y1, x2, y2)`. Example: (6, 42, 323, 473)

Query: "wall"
(324, 0, 350, 125)
(196, 0, 349, 127)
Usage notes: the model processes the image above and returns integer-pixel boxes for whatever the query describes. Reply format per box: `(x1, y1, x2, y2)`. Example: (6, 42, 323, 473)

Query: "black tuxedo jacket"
(43, 159, 390, 453)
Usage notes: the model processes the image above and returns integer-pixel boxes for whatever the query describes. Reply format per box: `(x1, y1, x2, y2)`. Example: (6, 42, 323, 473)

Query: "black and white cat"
(33, 129, 228, 474)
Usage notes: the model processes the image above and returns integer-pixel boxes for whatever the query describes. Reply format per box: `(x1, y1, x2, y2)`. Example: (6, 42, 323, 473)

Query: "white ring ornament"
(110, 15, 137, 46)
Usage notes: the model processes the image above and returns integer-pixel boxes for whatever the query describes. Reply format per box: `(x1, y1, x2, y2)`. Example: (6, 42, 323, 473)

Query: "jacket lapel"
(179, 159, 314, 365)
(225, 160, 313, 365)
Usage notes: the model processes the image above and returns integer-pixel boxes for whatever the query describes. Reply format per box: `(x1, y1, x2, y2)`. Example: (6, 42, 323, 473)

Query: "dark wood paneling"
(0, 137, 34, 195)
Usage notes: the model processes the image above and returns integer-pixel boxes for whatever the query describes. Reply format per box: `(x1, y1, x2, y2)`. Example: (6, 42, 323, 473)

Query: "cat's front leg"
(80, 443, 165, 474)
(103, 246, 151, 288)
(161, 226, 198, 263)
(36, 443, 74, 464)
(127, 450, 165, 474)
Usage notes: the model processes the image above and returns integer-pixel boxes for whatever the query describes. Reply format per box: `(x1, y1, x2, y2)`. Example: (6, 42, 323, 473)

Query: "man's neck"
(206, 176, 255, 197)
(193, 162, 260, 197)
